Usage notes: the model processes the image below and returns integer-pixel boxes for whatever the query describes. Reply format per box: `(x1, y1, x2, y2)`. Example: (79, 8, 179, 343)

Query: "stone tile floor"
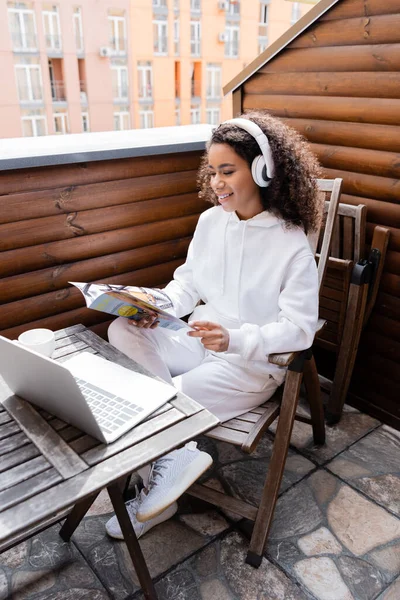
(1, 404, 399, 600)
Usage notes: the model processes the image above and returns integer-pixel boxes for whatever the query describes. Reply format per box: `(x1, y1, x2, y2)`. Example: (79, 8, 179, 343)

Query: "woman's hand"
(187, 320, 229, 352)
(128, 315, 159, 329)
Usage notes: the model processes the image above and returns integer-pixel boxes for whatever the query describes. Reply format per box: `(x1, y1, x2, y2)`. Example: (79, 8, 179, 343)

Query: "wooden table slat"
(0, 456, 50, 493)
(55, 324, 86, 340)
(0, 444, 41, 474)
(69, 434, 101, 455)
(83, 407, 186, 465)
(52, 340, 90, 360)
(0, 409, 219, 540)
(0, 432, 30, 457)
(0, 412, 12, 426)
(3, 395, 88, 479)
(0, 469, 63, 513)
(57, 347, 97, 362)
(0, 421, 21, 440)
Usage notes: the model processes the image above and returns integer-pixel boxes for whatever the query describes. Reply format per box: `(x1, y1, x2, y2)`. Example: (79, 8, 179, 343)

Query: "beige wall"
(1, 0, 315, 137)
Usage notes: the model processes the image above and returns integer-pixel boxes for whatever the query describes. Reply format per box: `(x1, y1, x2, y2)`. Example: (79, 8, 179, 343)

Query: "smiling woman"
(105, 110, 323, 541)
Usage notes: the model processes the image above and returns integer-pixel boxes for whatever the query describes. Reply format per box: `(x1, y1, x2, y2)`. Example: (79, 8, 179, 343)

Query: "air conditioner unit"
(218, 32, 227, 42)
(218, 1, 229, 10)
(99, 46, 111, 57)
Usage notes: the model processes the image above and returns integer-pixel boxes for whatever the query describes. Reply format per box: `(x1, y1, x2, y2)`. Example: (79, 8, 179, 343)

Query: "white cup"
(17, 328, 56, 358)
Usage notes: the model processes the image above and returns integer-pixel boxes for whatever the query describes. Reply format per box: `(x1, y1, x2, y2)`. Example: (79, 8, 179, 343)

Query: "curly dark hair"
(197, 111, 323, 233)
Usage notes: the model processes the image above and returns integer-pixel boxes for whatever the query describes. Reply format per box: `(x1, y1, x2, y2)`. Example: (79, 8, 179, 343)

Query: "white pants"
(108, 317, 279, 423)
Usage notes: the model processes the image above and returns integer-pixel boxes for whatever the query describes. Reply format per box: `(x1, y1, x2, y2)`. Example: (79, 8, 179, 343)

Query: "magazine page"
(70, 282, 191, 331)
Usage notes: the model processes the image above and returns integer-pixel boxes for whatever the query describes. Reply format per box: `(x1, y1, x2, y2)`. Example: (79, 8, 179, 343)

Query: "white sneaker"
(105, 487, 177, 540)
(136, 441, 213, 523)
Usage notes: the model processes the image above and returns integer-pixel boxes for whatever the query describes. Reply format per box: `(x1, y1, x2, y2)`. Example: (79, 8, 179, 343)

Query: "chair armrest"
(268, 319, 326, 367)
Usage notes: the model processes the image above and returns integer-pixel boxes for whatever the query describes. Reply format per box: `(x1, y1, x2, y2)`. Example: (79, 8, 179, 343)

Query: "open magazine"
(70, 282, 191, 331)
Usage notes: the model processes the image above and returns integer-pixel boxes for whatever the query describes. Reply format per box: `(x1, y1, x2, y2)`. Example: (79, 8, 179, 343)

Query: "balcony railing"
(50, 81, 66, 102)
(45, 34, 62, 53)
(191, 80, 201, 97)
(113, 86, 129, 101)
(138, 84, 153, 100)
(154, 37, 168, 54)
(11, 32, 38, 52)
(80, 80, 88, 103)
(109, 37, 127, 55)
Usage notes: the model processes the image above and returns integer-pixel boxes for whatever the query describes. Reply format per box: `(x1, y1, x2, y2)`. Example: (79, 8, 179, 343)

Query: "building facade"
(0, 0, 315, 137)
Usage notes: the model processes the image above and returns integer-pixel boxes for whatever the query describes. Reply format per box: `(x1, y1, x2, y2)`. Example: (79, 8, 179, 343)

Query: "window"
(190, 106, 201, 124)
(259, 1, 269, 37)
(153, 0, 167, 7)
(73, 7, 84, 53)
(8, 6, 37, 51)
(174, 19, 179, 55)
(206, 64, 221, 99)
(206, 107, 220, 126)
(108, 14, 126, 55)
(111, 65, 128, 101)
(190, 0, 201, 11)
(42, 6, 62, 52)
(138, 62, 153, 100)
(54, 111, 69, 134)
(190, 21, 201, 56)
(139, 108, 154, 129)
(82, 111, 89, 132)
(114, 110, 130, 130)
(224, 25, 239, 58)
(291, 2, 301, 25)
(227, 0, 240, 16)
(175, 108, 181, 126)
(153, 19, 168, 55)
(15, 64, 43, 102)
(21, 114, 47, 136)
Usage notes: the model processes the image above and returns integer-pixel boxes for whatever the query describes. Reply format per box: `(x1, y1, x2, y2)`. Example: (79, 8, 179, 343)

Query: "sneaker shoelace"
(147, 454, 176, 490)
(126, 485, 144, 519)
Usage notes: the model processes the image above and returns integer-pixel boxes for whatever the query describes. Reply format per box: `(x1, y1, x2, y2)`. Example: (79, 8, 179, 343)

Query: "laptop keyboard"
(74, 378, 143, 435)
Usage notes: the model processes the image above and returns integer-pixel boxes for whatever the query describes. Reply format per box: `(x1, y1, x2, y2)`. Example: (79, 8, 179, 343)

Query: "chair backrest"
(309, 178, 342, 294)
(322, 202, 367, 263)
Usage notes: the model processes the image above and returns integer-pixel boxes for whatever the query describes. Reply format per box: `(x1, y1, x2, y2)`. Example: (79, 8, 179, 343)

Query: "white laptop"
(0, 335, 177, 444)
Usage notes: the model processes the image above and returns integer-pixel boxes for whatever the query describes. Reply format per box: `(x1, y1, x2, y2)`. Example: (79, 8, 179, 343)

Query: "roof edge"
(223, 0, 341, 96)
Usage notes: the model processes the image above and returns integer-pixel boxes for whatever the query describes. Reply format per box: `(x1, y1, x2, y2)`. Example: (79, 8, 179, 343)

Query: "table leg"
(59, 491, 100, 541)
(107, 483, 157, 600)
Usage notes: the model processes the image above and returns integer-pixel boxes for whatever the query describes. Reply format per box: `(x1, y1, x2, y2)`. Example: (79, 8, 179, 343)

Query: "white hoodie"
(164, 206, 318, 383)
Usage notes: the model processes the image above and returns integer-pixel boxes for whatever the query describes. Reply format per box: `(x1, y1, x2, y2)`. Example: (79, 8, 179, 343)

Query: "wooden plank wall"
(0, 151, 207, 340)
(241, 0, 400, 427)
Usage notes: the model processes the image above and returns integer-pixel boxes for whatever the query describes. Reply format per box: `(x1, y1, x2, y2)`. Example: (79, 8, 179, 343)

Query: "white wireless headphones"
(222, 118, 275, 188)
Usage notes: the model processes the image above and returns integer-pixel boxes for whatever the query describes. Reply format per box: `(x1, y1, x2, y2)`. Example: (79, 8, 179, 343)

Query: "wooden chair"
(186, 178, 342, 567)
(316, 202, 390, 424)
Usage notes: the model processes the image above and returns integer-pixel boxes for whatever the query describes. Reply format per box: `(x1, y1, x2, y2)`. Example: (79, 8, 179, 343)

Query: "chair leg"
(108, 483, 158, 600)
(59, 492, 100, 541)
(303, 353, 325, 445)
(246, 365, 303, 567)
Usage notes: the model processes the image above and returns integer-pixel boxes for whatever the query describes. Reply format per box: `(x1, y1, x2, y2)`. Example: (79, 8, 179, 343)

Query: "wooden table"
(0, 324, 219, 599)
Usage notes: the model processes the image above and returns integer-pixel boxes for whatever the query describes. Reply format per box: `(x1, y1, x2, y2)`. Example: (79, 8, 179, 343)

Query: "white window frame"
(114, 110, 130, 130)
(108, 15, 126, 55)
(138, 63, 153, 100)
(291, 2, 301, 25)
(21, 115, 47, 137)
(190, 21, 201, 56)
(15, 64, 43, 102)
(81, 111, 90, 132)
(42, 7, 62, 52)
(139, 109, 154, 129)
(224, 25, 239, 58)
(153, 19, 168, 55)
(227, 0, 240, 16)
(190, 0, 201, 11)
(206, 64, 221, 99)
(111, 65, 129, 101)
(153, 0, 167, 7)
(174, 19, 180, 55)
(73, 7, 84, 53)
(54, 112, 69, 134)
(190, 106, 201, 124)
(8, 7, 37, 51)
(206, 107, 220, 126)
